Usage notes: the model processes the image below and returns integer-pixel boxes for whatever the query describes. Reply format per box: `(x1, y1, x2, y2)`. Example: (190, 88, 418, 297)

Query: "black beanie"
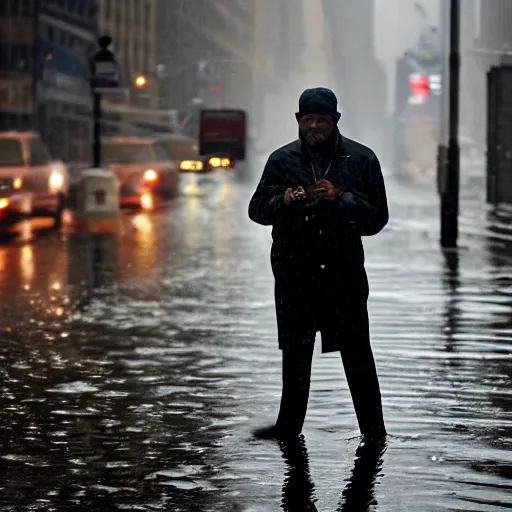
(296, 87, 341, 121)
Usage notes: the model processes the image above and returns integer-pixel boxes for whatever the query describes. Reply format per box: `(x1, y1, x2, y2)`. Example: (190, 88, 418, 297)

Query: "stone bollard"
(74, 168, 120, 234)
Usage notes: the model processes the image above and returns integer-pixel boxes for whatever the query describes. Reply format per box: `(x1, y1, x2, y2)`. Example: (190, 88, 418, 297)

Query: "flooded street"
(0, 171, 511, 511)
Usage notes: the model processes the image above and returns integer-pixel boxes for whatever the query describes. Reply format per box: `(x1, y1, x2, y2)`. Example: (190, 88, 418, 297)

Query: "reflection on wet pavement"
(0, 174, 511, 511)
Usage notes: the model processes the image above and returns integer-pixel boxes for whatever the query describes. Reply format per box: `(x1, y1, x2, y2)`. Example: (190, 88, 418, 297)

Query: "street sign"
(91, 36, 119, 92)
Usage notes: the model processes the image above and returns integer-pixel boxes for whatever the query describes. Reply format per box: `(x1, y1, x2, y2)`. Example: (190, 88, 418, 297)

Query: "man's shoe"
(356, 434, 388, 457)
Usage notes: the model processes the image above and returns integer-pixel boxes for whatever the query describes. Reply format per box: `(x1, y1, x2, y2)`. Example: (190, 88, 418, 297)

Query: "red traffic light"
(409, 74, 430, 97)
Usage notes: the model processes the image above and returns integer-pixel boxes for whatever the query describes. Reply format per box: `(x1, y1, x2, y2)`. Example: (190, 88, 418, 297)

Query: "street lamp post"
(90, 36, 119, 168)
(438, 0, 461, 249)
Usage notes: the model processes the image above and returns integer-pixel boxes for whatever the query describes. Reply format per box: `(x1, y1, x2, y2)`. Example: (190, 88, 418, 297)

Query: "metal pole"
(436, 0, 449, 196)
(440, 0, 461, 249)
(93, 93, 101, 167)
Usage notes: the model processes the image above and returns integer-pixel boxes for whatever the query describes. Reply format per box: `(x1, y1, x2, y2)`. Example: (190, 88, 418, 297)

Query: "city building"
(0, 0, 98, 162)
(37, 0, 98, 162)
(0, 0, 36, 133)
(462, 0, 512, 144)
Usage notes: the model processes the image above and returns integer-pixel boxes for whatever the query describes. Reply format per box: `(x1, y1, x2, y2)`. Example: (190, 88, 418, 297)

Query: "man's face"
(298, 114, 335, 146)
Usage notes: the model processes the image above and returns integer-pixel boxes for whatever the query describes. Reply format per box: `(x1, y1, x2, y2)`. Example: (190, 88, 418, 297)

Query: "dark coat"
(248, 132, 389, 353)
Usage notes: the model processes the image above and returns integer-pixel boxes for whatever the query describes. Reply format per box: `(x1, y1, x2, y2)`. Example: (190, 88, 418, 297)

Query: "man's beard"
(302, 130, 328, 146)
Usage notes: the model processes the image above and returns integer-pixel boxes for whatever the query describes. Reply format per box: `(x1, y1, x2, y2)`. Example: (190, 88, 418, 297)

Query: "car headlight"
(12, 178, 22, 190)
(144, 169, 158, 182)
(180, 160, 204, 172)
(208, 157, 221, 168)
(49, 172, 64, 191)
(209, 157, 233, 168)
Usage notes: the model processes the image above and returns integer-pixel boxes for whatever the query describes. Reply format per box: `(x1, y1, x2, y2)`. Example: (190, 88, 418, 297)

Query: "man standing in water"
(248, 88, 388, 444)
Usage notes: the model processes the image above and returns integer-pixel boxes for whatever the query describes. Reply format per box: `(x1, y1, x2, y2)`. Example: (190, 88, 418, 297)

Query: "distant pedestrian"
(248, 87, 388, 444)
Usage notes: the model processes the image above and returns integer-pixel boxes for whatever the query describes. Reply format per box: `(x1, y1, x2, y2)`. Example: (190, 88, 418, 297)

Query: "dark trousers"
(275, 335, 386, 438)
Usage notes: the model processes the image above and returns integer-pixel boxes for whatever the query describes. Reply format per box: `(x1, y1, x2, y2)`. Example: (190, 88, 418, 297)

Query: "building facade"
(0, 0, 98, 163)
(461, 0, 512, 145)
(0, 0, 36, 133)
(37, 0, 98, 163)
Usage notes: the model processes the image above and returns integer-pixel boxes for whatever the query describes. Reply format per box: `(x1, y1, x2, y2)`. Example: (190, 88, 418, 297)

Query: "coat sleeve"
(248, 154, 289, 226)
(334, 152, 389, 236)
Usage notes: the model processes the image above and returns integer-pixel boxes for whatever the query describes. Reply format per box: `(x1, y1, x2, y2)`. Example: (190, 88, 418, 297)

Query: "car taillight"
(409, 74, 430, 97)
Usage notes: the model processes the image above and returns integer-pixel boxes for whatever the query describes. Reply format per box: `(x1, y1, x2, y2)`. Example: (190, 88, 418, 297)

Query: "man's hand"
(307, 180, 344, 201)
(284, 186, 307, 205)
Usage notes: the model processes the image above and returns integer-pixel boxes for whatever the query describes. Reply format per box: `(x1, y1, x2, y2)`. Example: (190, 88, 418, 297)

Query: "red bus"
(199, 109, 247, 161)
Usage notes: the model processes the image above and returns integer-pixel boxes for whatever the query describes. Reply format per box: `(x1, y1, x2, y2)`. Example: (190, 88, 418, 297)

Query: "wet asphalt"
(0, 164, 511, 511)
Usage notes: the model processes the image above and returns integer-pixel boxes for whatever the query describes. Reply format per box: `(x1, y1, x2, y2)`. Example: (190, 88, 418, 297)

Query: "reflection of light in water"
(19, 220, 32, 243)
(131, 213, 153, 235)
(182, 196, 204, 250)
(219, 182, 233, 203)
(140, 193, 154, 211)
(0, 248, 6, 274)
(183, 173, 203, 196)
(21, 244, 34, 284)
(130, 213, 157, 275)
(185, 196, 201, 218)
(62, 209, 73, 227)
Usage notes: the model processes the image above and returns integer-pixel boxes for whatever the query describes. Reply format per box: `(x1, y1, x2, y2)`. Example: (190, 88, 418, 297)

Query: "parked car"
(101, 136, 180, 208)
(0, 131, 69, 230)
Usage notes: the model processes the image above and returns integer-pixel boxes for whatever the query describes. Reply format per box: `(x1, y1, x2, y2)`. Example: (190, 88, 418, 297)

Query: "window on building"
(0, 0, 33, 16)
(105, 0, 111, 21)
(88, 0, 98, 21)
(0, 44, 32, 72)
(20, 0, 34, 16)
(78, 0, 87, 17)
(67, 0, 77, 15)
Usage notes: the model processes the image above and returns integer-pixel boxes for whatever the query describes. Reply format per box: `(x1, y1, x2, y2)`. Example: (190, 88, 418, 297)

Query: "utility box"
(75, 168, 120, 234)
(487, 64, 512, 205)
